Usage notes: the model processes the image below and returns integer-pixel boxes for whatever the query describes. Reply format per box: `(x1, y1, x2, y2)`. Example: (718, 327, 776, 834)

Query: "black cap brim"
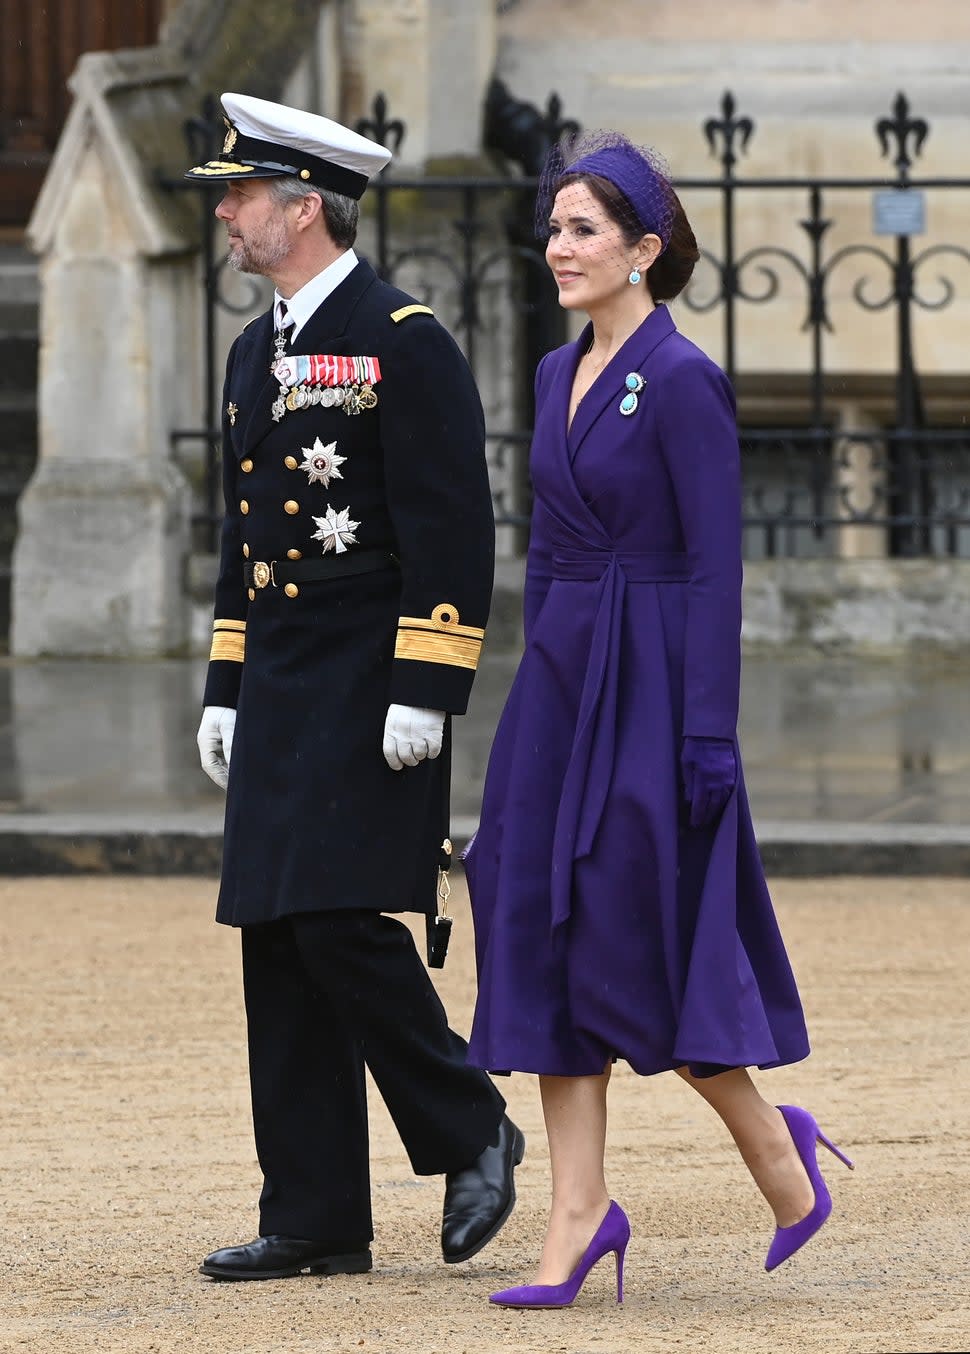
(184, 159, 281, 183)
(184, 132, 369, 199)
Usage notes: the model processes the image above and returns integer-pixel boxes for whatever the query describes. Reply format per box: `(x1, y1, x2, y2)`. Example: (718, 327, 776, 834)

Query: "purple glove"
(681, 736, 737, 829)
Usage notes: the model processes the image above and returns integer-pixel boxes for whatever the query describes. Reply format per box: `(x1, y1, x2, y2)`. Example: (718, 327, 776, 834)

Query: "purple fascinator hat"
(535, 130, 676, 252)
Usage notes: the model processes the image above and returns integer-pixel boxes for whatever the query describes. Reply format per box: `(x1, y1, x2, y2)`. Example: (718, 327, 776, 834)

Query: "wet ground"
(1, 649, 969, 833)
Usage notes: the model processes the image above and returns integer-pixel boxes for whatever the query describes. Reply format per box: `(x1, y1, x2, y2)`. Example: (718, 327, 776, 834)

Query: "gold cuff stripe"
(390, 304, 434, 323)
(395, 630, 481, 671)
(209, 632, 245, 663)
(398, 614, 485, 641)
(213, 618, 247, 633)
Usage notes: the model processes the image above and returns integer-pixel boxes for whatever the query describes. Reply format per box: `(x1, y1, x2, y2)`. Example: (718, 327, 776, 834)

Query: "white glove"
(197, 705, 236, 790)
(383, 704, 446, 771)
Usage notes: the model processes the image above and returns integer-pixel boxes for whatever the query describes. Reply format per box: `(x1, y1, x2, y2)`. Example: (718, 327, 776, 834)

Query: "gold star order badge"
(222, 121, 238, 155)
(227, 402, 238, 426)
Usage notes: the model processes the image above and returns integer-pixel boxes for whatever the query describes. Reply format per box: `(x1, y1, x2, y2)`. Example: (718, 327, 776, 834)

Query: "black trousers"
(240, 909, 506, 1244)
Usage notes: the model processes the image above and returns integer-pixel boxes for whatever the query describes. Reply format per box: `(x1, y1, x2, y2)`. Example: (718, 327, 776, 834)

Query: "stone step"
(0, 815, 967, 877)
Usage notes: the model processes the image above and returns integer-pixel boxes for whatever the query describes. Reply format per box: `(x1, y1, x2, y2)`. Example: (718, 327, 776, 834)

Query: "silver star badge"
(299, 437, 346, 487)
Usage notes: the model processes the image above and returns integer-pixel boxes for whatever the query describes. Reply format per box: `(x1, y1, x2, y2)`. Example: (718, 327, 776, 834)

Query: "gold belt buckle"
(251, 560, 277, 589)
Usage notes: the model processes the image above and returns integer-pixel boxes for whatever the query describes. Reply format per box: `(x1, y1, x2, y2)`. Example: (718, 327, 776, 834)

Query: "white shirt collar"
(273, 249, 359, 340)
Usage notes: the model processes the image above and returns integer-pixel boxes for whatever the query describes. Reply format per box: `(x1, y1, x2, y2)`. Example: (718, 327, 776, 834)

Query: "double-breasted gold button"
(242, 543, 250, 558)
(284, 500, 299, 515)
(284, 583, 299, 598)
(284, 455, 298, 470)
(240, 499, 250, 514)
(241, 458, 254, 473)
(286, 549, 302, 560)
(247, 587, 256, 601)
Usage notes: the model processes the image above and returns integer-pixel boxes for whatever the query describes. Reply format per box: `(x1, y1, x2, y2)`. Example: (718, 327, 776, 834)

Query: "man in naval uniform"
(187, 93, 522, 1281)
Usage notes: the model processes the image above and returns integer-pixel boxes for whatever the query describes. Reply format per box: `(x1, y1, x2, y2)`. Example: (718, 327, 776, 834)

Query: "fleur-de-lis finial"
(356, 93, 405, 164)
(875, 92, 928, 181)
(542, 92, 580, 151)
(703, 91, 755, 175)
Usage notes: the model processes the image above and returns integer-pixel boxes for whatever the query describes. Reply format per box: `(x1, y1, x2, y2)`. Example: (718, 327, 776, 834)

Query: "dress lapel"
(566, 305, 676, 464)
(535, 330, 612, 546)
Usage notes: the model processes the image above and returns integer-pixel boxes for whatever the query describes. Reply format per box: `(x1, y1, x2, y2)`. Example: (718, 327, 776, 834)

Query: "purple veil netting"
(534, 130, 676, 253)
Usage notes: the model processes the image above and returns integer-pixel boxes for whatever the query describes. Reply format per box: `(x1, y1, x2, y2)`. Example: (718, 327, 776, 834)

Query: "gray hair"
(268, 177, 359, 248)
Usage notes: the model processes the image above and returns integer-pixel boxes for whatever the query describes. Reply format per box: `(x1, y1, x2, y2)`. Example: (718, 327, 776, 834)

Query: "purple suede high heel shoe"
(765, 1104, 854, 1273)
(489, 1200, 630, 1309)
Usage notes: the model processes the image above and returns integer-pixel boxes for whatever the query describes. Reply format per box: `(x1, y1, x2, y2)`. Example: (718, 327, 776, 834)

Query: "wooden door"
(0, 0, 163, 228)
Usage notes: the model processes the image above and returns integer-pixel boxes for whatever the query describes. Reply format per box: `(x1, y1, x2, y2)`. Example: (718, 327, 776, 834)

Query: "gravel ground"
(1, 874, 968, 1354)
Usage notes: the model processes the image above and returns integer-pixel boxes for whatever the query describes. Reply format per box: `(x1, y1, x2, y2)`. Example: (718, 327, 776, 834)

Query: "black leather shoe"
(441, 1116, 525, 1263)
(199, 1235, 373, 1281)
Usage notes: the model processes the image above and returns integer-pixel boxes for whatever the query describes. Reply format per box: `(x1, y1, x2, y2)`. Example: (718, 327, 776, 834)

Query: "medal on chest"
(270, 351, 382, 423)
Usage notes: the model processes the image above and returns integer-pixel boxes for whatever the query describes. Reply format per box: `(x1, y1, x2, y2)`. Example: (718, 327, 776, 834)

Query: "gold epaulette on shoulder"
(390, 304, 435, 323)
(395, 603, 484, 671)
(209, 617, 246, 664)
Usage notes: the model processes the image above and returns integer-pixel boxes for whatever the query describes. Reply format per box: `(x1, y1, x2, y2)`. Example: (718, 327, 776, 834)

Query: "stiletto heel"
(490, 1200, 631, 1308)
(765, 1104, 854, 1273)
(817, 1127, 854, 1170)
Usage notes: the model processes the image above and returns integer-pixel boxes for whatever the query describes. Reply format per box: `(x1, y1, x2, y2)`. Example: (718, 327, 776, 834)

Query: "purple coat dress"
(464, 305, 810, 1078)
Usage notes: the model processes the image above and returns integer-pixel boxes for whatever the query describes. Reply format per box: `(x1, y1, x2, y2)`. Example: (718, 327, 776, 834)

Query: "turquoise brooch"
(619, 372, 645, 416)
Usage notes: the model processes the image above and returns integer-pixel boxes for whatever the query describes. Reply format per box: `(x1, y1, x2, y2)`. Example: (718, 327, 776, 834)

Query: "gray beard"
(226, 219, 291, 276)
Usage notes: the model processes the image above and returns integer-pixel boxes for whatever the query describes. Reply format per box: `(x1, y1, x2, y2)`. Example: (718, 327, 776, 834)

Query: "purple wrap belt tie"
(548, 550, 690, 931)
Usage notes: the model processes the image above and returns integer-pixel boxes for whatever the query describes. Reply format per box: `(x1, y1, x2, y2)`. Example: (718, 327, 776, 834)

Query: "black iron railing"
(165, 88, 970, 559)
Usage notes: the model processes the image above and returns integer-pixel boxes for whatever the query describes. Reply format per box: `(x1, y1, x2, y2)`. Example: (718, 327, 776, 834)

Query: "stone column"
(338, 0, 431, 163)
(13, 52, 196, 657)
(338, 0, 496, 166)
(426, 0, 497, 164)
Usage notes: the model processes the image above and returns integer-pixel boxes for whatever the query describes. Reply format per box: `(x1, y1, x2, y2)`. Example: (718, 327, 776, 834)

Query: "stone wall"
(15, 0, 970, 657)
(742, 558, 970, 651)
(487, 556, 970, 655)
(496, 0, 970, 379)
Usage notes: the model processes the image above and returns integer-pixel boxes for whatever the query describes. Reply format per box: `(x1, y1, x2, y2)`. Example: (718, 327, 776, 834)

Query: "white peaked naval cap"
(184, 92, 393, 200)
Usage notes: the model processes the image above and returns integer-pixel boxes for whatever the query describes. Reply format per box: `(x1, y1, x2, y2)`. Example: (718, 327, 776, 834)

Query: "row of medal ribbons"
(273, 354, 382, 388)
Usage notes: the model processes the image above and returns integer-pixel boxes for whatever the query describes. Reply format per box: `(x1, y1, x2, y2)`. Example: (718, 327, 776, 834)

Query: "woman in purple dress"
(463, 133, 853, 1309)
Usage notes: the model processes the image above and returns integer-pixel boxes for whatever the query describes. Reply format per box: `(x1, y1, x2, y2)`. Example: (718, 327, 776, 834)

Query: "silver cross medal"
(271, 326, 289, 422)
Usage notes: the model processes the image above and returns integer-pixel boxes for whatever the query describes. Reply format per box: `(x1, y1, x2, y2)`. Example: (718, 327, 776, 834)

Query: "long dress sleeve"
(655, 355, 742, 740)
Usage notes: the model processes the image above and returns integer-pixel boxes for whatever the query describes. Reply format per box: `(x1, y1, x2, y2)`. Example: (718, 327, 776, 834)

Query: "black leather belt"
(244, 548, 397, 591)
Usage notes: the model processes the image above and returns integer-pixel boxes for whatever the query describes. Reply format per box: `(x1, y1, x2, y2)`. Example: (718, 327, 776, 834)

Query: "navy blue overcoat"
(204, 261, 494, 926)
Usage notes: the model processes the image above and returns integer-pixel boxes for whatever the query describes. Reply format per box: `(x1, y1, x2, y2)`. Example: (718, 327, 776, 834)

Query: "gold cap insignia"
(222, 120, 238, 156)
